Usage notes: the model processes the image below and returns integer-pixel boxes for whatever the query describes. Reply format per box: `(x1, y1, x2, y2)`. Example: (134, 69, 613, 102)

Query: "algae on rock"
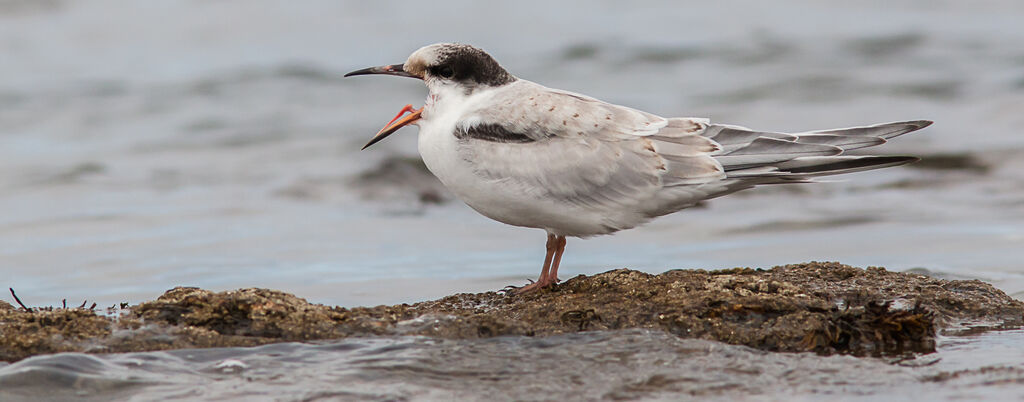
(2, 262, 1022, 362)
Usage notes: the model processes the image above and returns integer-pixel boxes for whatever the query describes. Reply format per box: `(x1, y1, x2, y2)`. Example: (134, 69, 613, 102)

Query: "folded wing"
(455, 80, 929, 230)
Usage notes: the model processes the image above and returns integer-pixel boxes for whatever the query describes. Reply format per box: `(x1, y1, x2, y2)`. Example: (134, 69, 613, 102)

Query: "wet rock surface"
(2, 262, 1022, 362)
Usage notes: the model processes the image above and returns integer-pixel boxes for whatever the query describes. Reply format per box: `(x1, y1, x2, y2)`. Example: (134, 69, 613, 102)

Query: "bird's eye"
(435, 66, 454, 78)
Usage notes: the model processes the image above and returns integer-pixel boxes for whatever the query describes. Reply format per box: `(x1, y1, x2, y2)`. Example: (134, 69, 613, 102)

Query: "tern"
(346, 43, 931, 293)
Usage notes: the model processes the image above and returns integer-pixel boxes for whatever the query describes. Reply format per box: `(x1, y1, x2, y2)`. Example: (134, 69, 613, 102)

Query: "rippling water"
(1, 1, 1023, 399)
(1, 328, 1023, 401)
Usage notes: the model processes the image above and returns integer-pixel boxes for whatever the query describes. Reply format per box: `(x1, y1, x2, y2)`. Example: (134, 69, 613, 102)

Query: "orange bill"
(362, 104, 423, 150)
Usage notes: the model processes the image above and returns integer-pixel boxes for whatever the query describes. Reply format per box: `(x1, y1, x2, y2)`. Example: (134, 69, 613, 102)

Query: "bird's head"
(345, 43, 515, 149)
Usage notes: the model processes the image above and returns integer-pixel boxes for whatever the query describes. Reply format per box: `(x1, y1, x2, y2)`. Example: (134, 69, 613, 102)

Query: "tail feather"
(646, 119, 929, 219)
(717, 137, 842, 171)
(776, 155, 919, 176)
(791, 134, 886, 151)
(800, 120, 933, 140)
(701, 120, 931, 180)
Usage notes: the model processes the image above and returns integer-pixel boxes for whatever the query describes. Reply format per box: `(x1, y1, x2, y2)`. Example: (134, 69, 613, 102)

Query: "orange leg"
(517, 234, 565, 293)
(545, 236, 567, 284)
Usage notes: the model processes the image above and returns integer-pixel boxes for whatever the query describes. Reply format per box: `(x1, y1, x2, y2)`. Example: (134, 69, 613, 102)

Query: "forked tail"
(702, 120, 932, 181)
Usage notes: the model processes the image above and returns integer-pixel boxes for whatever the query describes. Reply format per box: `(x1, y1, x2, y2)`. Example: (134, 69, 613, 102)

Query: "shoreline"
(3, 261, 1022, 363)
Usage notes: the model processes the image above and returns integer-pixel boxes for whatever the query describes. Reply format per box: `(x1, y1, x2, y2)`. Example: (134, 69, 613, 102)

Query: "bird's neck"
(423, 83, 504, 124)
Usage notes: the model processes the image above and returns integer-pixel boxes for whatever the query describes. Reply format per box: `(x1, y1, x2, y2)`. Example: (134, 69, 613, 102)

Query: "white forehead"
(406, 43, 450, 66)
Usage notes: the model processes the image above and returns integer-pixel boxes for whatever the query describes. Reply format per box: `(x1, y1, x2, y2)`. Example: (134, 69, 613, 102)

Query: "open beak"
(345, 63, 424, 149)
(362, 104, 422, 150)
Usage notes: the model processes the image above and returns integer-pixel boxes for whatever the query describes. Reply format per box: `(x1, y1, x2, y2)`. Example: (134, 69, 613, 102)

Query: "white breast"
(416, 86, 517, 217)
(415, 83, 492, 197)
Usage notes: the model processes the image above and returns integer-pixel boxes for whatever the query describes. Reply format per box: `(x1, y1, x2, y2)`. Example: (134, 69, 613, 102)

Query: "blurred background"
(1, 0, 1022, 308)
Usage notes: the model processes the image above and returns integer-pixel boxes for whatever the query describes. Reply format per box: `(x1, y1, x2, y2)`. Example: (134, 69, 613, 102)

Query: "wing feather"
(447, 80, 929, 232)
(455, 81, 724, 229)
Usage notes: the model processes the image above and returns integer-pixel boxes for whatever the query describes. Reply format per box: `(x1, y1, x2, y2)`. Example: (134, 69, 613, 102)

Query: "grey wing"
(457, 80, 930, 229)
(456, 82, 726, 231)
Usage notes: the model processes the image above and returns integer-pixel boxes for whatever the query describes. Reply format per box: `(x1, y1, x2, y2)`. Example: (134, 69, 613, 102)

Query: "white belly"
(416, 121, 615, 237)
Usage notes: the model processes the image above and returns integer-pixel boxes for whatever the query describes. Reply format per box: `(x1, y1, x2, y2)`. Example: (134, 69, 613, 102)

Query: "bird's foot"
(514, 277, 559, 294)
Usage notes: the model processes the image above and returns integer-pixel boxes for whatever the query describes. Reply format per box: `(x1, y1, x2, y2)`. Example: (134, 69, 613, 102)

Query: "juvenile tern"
(346, 43, 931, 293)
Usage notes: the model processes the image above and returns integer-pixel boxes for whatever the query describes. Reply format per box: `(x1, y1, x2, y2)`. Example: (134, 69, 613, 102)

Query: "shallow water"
(1, 1, 1023, 399)
(1, 328, 1023, 401)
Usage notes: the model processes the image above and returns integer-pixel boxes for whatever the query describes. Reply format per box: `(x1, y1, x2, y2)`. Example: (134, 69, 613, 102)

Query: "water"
(1, 0, 1022, 308)
(1, 1, 1023, 399)
(1, 328, 1023, 401)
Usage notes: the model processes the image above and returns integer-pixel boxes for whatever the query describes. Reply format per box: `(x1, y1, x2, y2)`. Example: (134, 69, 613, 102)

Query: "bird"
(345, 43, 931, 293)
